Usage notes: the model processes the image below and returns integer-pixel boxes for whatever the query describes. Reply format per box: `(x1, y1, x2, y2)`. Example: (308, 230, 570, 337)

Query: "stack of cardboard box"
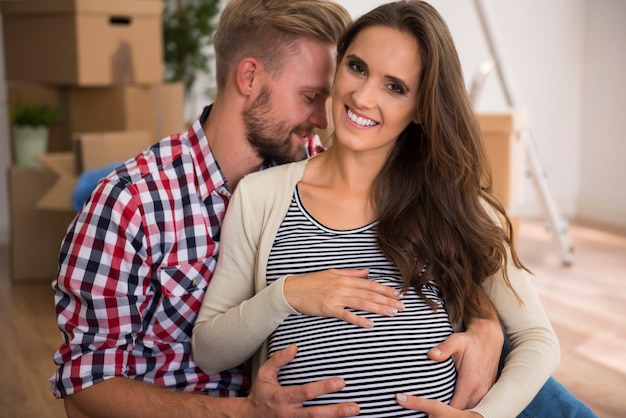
(2, 0, 186, 282)
(477, 110, 528, 241)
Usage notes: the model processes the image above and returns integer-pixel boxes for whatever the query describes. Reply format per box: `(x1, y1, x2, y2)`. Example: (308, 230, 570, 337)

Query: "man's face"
(243, 37, 336, 164)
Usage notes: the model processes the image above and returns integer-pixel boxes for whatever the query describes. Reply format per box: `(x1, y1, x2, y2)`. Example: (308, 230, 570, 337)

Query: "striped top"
(266, 188, 457, 417)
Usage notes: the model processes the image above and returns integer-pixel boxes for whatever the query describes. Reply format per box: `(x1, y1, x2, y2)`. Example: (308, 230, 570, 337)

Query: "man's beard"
(242, 86, 310, 165)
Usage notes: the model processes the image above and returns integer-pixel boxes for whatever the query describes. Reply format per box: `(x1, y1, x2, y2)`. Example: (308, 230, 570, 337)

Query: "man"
(51, 1, 360, 416)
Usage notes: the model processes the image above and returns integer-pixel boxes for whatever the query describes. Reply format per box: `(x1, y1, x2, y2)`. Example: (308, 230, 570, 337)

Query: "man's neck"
(203, 99, 263, 189)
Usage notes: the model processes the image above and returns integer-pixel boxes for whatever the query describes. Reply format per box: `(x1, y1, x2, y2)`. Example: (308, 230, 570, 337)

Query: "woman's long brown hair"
(336, 1, 526, 324)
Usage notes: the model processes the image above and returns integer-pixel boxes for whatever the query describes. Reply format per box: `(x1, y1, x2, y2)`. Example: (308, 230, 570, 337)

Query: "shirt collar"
(187, 105, 232, 202)
(185, 106, 326, 200)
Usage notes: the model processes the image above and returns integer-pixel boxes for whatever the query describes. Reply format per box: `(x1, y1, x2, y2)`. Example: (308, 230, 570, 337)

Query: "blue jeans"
(499, 336, 599, 418)
(520, 377, 598, 418)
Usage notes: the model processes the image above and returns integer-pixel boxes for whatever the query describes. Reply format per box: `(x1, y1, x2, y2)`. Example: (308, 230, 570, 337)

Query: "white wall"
(578, 0, 626, 226)
(337, 0, 625, 228)
(0, 0, 624, 244)
(336, 0, 584, 221)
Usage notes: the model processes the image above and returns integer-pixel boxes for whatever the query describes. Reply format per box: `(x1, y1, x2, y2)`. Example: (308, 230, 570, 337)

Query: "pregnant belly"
(267, 283, 457, 417)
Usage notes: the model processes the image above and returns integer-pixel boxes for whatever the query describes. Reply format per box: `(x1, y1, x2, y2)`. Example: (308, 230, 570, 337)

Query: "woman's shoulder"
(232, 159, 308, 222)
(240, 159, 308, 188)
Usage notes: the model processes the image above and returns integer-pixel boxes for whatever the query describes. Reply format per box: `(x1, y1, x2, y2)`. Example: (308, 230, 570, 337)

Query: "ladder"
(470, 0, 574, 266)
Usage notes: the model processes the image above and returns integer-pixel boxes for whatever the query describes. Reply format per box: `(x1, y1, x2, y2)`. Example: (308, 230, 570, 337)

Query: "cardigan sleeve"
(192, 175, 298, 375)
(469, 220, 560, 417)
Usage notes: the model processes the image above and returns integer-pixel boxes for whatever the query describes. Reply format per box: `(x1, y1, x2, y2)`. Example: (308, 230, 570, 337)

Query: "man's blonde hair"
(214, 0, 351, 89)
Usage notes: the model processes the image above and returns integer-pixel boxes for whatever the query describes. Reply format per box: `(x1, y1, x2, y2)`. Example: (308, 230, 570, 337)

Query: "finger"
(335, 309, 375, 329)
(294, 402, 360, 418)
(286, 379, 359, 418)
(449, 390, 472, 410)
(448, 368, 485, 410)
(331, 268, 370, 278)
(286, 376, 348, 404)
(261, 344, 298, 378)
(340, 275, 402, 299)
(396, 393, 447, 414)
(396, 394, 448, 414)
(342, 291, 405, 316)
(427, 333, 465, 362)
(448, 362, 484, 409)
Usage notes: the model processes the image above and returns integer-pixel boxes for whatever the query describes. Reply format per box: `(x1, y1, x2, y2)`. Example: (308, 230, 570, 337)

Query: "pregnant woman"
(193, 1, 558, 416)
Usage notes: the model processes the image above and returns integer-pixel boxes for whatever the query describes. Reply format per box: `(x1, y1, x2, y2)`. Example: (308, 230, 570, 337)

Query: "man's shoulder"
(113, 134, 188, 184)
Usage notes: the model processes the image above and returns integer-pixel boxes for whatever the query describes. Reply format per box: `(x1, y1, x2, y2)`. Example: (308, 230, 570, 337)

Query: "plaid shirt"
(51, 106, 250, 398)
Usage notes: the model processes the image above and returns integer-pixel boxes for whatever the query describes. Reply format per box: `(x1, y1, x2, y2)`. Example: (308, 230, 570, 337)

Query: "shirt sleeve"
(192, 177, 298, 375)
(51, 179, 150, 398)
(469, 222, 560, 417)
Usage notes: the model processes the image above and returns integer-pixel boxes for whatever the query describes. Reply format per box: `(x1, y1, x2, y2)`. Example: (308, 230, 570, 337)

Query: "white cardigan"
(192, 158, 560, 418)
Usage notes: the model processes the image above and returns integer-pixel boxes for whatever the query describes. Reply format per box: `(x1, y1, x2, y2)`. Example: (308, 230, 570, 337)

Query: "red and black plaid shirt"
(51, 106, 325, 398)
(51, 107, 250, 397)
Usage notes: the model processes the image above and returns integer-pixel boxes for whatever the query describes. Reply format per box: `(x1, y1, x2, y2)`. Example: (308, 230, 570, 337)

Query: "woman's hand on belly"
(283, 268, 405, 328)
(396, 394, 482, 418)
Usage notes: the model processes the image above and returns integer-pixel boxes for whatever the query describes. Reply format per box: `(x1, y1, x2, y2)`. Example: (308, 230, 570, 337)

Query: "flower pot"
(13, 125, 49, 168)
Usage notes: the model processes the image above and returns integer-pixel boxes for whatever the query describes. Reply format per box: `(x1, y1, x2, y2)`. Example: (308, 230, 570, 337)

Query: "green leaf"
(162, 0, 221, 95)
(9, 102, 63, 127)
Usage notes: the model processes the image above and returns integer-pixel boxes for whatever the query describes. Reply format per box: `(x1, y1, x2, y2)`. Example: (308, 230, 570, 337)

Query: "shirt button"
(192, 277, 199, 286)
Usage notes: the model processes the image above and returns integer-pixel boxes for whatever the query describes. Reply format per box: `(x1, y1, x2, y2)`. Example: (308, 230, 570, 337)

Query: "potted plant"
(9, 101, 63, 168)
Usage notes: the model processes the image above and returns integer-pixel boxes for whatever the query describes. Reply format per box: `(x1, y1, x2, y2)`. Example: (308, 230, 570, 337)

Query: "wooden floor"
(0, 218, 624, 417)
(516, 219, 626, 418)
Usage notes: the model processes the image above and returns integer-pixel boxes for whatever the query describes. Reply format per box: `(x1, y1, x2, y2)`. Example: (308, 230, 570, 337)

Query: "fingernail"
(346, 405, 359, 415)
(429, 348, 442, 356)
(387, 307, 398, 315)
(365, 320, 374, 328)
(331, 378, 345, 391)
(396, 301, 405, 311)
(394, 289, 402, 297)
(397, 393, 408, 402)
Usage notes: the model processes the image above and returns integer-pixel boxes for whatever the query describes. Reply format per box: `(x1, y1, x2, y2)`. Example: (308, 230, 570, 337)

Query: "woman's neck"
(312, 144, 388, 192)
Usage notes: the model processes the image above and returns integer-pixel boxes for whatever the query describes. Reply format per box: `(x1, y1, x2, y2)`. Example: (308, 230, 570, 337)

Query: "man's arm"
(64, 345, 359, 418)
(427, 304, 503, 409)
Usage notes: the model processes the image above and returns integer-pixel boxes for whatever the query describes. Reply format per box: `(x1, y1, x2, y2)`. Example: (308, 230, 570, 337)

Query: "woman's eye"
(349, 61, 366, 75)
(389, 83, 406, 95)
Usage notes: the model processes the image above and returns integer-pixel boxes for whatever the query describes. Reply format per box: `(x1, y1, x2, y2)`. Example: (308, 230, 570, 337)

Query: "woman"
(193, 1, 559, 416)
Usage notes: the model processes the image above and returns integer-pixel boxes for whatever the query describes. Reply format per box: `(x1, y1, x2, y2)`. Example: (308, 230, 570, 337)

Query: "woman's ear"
(235, 58, 260, 95)
(412, 112, 421, 124)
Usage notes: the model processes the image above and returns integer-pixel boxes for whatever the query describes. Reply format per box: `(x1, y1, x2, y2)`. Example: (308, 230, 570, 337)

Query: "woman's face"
(332, 25, 422, 155)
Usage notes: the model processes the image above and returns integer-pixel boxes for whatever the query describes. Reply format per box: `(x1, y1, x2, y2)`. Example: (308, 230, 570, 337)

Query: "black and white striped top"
(266, 188, 457, 417)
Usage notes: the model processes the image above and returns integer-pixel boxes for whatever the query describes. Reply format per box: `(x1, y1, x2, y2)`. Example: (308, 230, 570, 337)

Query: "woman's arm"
(469, 245, 560, 417)
(192, 179, 296, 374)
(192, 172, 402, 375)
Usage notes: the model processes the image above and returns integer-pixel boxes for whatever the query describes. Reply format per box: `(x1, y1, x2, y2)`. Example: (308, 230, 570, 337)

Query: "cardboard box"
(37, 130, 154, 211)
(8, 166, 76, 282)
(67, 82, 186, 140)
(1, 0, 163, 86)
(73, 130, 154, 173)
(478, 110, 528, 208)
